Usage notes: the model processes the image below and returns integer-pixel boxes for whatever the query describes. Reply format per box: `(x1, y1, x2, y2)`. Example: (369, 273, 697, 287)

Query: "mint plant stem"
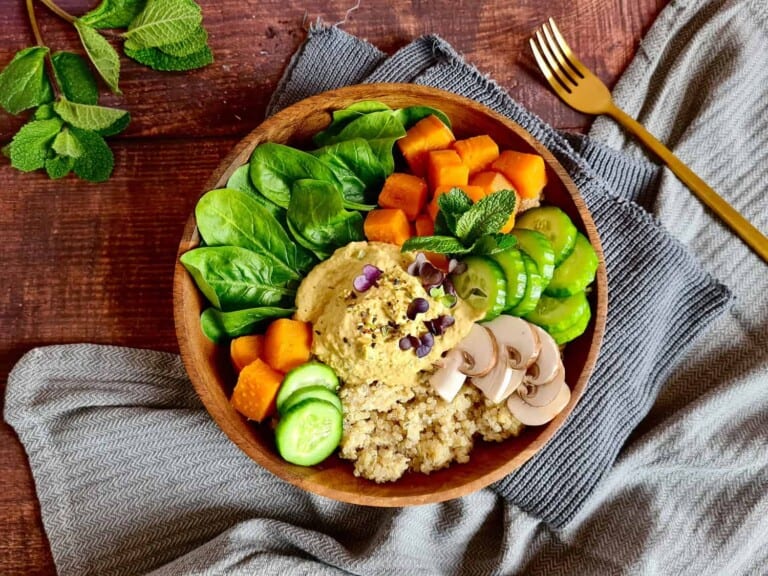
(37, 0, 76, 24)
(25, 0, 60, 98)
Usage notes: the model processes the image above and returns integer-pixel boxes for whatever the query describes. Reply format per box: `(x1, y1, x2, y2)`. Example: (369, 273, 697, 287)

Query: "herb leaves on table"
(0, 0, 213, 182)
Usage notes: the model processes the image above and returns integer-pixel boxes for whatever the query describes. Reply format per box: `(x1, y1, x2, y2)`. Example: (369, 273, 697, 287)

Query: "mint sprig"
(402, 188, 518, 256)
(0, 0, 213, 183)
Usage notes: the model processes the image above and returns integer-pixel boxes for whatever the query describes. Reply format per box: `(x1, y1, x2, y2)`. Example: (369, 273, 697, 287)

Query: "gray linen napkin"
(8, 2, 766, 573)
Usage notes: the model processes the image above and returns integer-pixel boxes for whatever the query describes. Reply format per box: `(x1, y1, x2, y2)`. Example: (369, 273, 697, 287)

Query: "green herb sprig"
(402, 188, 519, 256)
(0, 0, 213, 182)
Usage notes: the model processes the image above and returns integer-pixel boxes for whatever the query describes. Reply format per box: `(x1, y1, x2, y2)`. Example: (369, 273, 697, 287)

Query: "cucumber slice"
(516, 206, 578, 265)
(545, 233, 599, 297)
(547, 302, 592, 345)
(489, 248, 527, 311)
(275, 398, 342, 466)
(276, 361, 339, 412)
(523, 291, 590, 334)
(508, 252, 543, 317)
(279, 385, 343, 416)
(451, 256, 507, 321)
(510, 228, 555, 286)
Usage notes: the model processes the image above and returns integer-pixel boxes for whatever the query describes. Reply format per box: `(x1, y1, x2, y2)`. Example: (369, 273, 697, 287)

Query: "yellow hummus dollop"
(295, 241, 481, 387)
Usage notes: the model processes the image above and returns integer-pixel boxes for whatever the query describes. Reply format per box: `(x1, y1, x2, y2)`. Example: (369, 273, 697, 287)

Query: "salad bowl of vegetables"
(173, 83, 607, 506)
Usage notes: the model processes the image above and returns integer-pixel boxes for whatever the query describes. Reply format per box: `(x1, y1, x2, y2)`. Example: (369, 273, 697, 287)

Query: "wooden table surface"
(0, 1, 665, 573)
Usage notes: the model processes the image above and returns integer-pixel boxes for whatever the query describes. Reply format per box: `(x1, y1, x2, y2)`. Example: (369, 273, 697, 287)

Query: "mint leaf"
(124, 44, 212, 71)
(8, 118, 63, 171)
(436, 188, 473, 236)
(74, 21, 122, 94)
(70, 127, 114, 182)
(51, 51, 99, 105)
(97, 112, 131, 137)
(34, 103, 56, 120)
(401, 235, 471, 255)
(123, 0, 202, 49)
(80, 0, 147, 29)
(470, 233, 518, 256)
(0, 47, 54, 114)
(158, 25, 208, 57)
(455, 189, 516, 243)
(45, 155, 75, 179)
(52, 127, 84, 158)
(54, 98, 129, 131)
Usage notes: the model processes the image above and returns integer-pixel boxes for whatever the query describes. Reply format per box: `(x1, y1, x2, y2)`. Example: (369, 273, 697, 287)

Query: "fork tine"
(547, 18, 589, 79)
(529, 38, 572, 100)
(532, 30, 574, 92)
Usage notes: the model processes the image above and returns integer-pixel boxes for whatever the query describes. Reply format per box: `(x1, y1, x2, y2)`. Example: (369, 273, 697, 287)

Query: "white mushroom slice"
(506, 382, 571, 426)
(525, 325, 562, 386)
(519, 359, 564, 407)
(429, 349, 468, 402)
(471, 358, 526, 404)
(483, 315, 541, 370)
(454, 324, 498, 378)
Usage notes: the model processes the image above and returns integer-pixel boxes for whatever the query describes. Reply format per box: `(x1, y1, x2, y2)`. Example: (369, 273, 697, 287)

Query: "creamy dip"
(295, 241, 481, 387)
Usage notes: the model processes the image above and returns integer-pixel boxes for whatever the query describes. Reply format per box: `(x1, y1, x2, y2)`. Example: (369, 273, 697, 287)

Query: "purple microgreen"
(353, 264, 383, 292)
(407, 252, 428, 276)
(416, 343, 432, 358)
(407, 297, 429, 320)
(449, 259, 467, 275)
(420, 263, 445, 290)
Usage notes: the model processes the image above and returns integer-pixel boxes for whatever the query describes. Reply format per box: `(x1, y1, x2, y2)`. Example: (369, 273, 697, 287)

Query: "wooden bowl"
(173, 83, 607, 506)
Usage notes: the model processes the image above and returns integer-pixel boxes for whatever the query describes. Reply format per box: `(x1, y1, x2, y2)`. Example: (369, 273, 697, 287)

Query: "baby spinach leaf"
(312, 138, 386, 204)
(200, 305, 295, 343)
(394, 106, 452, 130)
(313, 101, 392, 147)
(194, 188, 316, 279)
(123, 0, 202, 49)
(70, 127, 114, 182)
(124, 44, 213, 71)
(8, 118, 63, 172)
(286, 218, 331, 261)
(226, 164, 286, 223)
(287, 179, 364, 257)
(249, 142, 340, 208)
(180, 246, 297, 311)
(80, 0, 147, 29)
(326, 110, 406, 175)
(54, 98, 129, 131)
(0, 47, 53, 114)
(51, 51, 99, 104)
(74, 22, 122, 94)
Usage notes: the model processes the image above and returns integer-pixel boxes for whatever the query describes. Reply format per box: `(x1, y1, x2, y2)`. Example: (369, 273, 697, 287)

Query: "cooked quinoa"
(338, 371, 524, 483)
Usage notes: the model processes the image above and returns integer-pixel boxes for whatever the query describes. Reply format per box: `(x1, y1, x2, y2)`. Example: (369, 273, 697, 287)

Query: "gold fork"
(530, 18, 768, 263)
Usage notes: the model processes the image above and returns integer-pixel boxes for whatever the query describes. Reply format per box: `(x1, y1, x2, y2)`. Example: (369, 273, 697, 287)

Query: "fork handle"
(607, 103, 768, 263)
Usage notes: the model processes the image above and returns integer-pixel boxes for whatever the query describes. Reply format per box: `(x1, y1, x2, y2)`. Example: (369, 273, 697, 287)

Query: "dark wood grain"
(0, 1, 665, 573)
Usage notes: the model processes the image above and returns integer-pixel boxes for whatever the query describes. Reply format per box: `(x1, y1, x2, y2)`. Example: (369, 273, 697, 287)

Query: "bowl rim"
(173, 82, 607, 506)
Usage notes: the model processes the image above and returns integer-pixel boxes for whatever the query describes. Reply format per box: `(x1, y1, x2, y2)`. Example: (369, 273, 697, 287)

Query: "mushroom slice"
(525, 325, 562, 386)
(519, 359, 564, 407)
(429, 349, 468, 402)
(506, 381, 571, 426)
(483, 315, 541, 370)
(454, 324, 498, 378)
(471, 358, 526, 404)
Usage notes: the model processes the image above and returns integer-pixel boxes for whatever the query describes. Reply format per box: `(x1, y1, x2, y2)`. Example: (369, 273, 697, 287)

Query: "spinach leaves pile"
(182, 100, 449, 342)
